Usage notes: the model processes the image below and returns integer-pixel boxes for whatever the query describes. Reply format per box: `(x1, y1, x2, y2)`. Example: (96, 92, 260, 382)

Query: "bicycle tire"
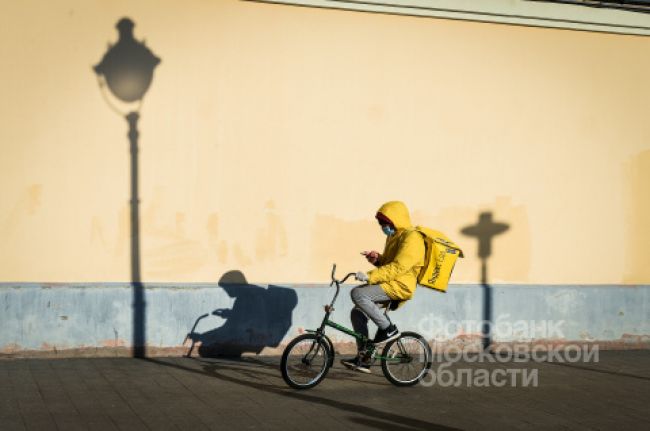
(381, 331, 432, 387)
(281, 334, 331, 389)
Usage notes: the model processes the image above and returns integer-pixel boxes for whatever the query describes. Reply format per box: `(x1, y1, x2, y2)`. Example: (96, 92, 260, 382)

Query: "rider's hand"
(355, 271, 369, 283)
(212, 308, 231, 318)
(361, 251, 380, 264)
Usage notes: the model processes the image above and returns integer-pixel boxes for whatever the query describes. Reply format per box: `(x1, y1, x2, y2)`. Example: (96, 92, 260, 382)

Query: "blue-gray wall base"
(1, 283, 648, 358)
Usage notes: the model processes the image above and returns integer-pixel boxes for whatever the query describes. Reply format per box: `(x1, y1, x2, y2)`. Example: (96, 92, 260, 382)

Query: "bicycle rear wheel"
(381, 331, 432, 386)
(281, 334, 331, 389)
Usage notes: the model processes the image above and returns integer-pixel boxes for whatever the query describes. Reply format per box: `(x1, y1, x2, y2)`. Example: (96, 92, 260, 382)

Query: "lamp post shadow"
(461, 212, 509, 350)
(94, 18, 161, 358)
(128, 112, 145, 357)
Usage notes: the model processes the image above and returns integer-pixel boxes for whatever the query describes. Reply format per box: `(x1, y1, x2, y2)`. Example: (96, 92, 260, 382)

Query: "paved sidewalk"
(1, 350, 649, 430)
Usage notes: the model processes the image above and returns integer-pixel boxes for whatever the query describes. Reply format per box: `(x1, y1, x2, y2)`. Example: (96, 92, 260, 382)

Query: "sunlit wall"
(1, 0, 649, 285)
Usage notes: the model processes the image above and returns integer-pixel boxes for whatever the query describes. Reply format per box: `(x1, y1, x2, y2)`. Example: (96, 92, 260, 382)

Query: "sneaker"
(340, 357, 372, 374)
(373, 324, 400, 344)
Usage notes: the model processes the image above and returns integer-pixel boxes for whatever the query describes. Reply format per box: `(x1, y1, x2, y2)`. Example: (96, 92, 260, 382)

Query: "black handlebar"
(327, 264, 357, 309)
(340, 272, 356, 284)
(330, 263, 355, 285)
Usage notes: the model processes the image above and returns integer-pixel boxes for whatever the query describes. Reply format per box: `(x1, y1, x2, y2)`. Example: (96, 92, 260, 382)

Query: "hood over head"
(218, 270, 248, 297)
(376, 201, 412, 231)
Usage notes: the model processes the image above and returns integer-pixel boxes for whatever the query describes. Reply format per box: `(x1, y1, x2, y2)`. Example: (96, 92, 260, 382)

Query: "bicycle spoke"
(382, 333, 431, 386)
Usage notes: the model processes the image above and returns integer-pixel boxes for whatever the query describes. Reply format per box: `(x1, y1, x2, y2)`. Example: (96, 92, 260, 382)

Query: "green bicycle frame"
(306, 317, 403, 362)
(305, 271, 404, 362)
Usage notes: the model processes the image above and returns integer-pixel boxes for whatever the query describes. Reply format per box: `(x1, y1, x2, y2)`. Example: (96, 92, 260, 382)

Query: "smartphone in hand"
(361, 251, 379, 264)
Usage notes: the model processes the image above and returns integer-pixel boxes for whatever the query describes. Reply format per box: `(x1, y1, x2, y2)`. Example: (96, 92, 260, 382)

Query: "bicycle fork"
(302, 335, 325, 366)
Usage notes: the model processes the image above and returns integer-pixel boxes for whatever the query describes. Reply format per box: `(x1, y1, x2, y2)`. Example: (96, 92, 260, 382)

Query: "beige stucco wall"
(1, 0, 649, 284)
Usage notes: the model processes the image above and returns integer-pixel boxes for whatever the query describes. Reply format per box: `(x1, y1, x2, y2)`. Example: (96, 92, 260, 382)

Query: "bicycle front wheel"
(281, 334, 331, 389)
(381, 331, 432, 387)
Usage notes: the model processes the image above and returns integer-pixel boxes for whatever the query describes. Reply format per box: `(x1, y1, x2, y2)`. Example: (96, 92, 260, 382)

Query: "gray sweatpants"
(350, 284, 392, 351)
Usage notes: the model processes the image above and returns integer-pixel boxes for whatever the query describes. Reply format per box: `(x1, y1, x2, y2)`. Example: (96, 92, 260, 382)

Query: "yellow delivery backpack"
(414, 226, 464, 293)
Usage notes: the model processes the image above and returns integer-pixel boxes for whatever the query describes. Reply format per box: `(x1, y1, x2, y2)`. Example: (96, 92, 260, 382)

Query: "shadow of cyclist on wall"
(188, 270, 298, 357)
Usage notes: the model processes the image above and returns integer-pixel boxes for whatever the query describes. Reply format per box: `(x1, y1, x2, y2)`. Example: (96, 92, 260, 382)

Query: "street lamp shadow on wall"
(461, 212, 509, 352)
(93, 17, 161, 358)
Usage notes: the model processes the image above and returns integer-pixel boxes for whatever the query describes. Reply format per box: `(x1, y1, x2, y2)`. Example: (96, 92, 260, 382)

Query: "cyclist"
(342, 200, 425, 373)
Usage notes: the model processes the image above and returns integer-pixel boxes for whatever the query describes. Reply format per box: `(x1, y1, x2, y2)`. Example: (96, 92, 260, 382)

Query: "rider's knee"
(350, 286, 363, 304)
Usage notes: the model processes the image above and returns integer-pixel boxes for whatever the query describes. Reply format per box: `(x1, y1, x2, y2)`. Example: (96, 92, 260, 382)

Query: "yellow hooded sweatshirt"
(367, 201, 425, 300)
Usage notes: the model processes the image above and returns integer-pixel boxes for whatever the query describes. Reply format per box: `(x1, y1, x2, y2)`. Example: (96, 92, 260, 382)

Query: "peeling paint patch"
(579, 331, 594, 341)
(101, 339, 127, 348)
(620, 334, 650, 344)
(0, 343, 22, 354)
(255, 200, 288, 261)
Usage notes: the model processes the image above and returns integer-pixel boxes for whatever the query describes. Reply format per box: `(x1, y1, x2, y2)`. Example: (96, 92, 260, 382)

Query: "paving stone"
(0, 351, 649, 430)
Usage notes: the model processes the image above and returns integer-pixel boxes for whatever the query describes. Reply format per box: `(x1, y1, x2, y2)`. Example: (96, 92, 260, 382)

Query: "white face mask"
(381, 225, 396, 236)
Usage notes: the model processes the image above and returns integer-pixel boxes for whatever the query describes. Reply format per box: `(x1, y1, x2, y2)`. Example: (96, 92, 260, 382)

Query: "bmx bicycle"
(280, 264, 432, 389)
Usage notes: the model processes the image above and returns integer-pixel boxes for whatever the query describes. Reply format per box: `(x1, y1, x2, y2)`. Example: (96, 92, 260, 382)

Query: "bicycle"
(280, 264, 433, 389)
